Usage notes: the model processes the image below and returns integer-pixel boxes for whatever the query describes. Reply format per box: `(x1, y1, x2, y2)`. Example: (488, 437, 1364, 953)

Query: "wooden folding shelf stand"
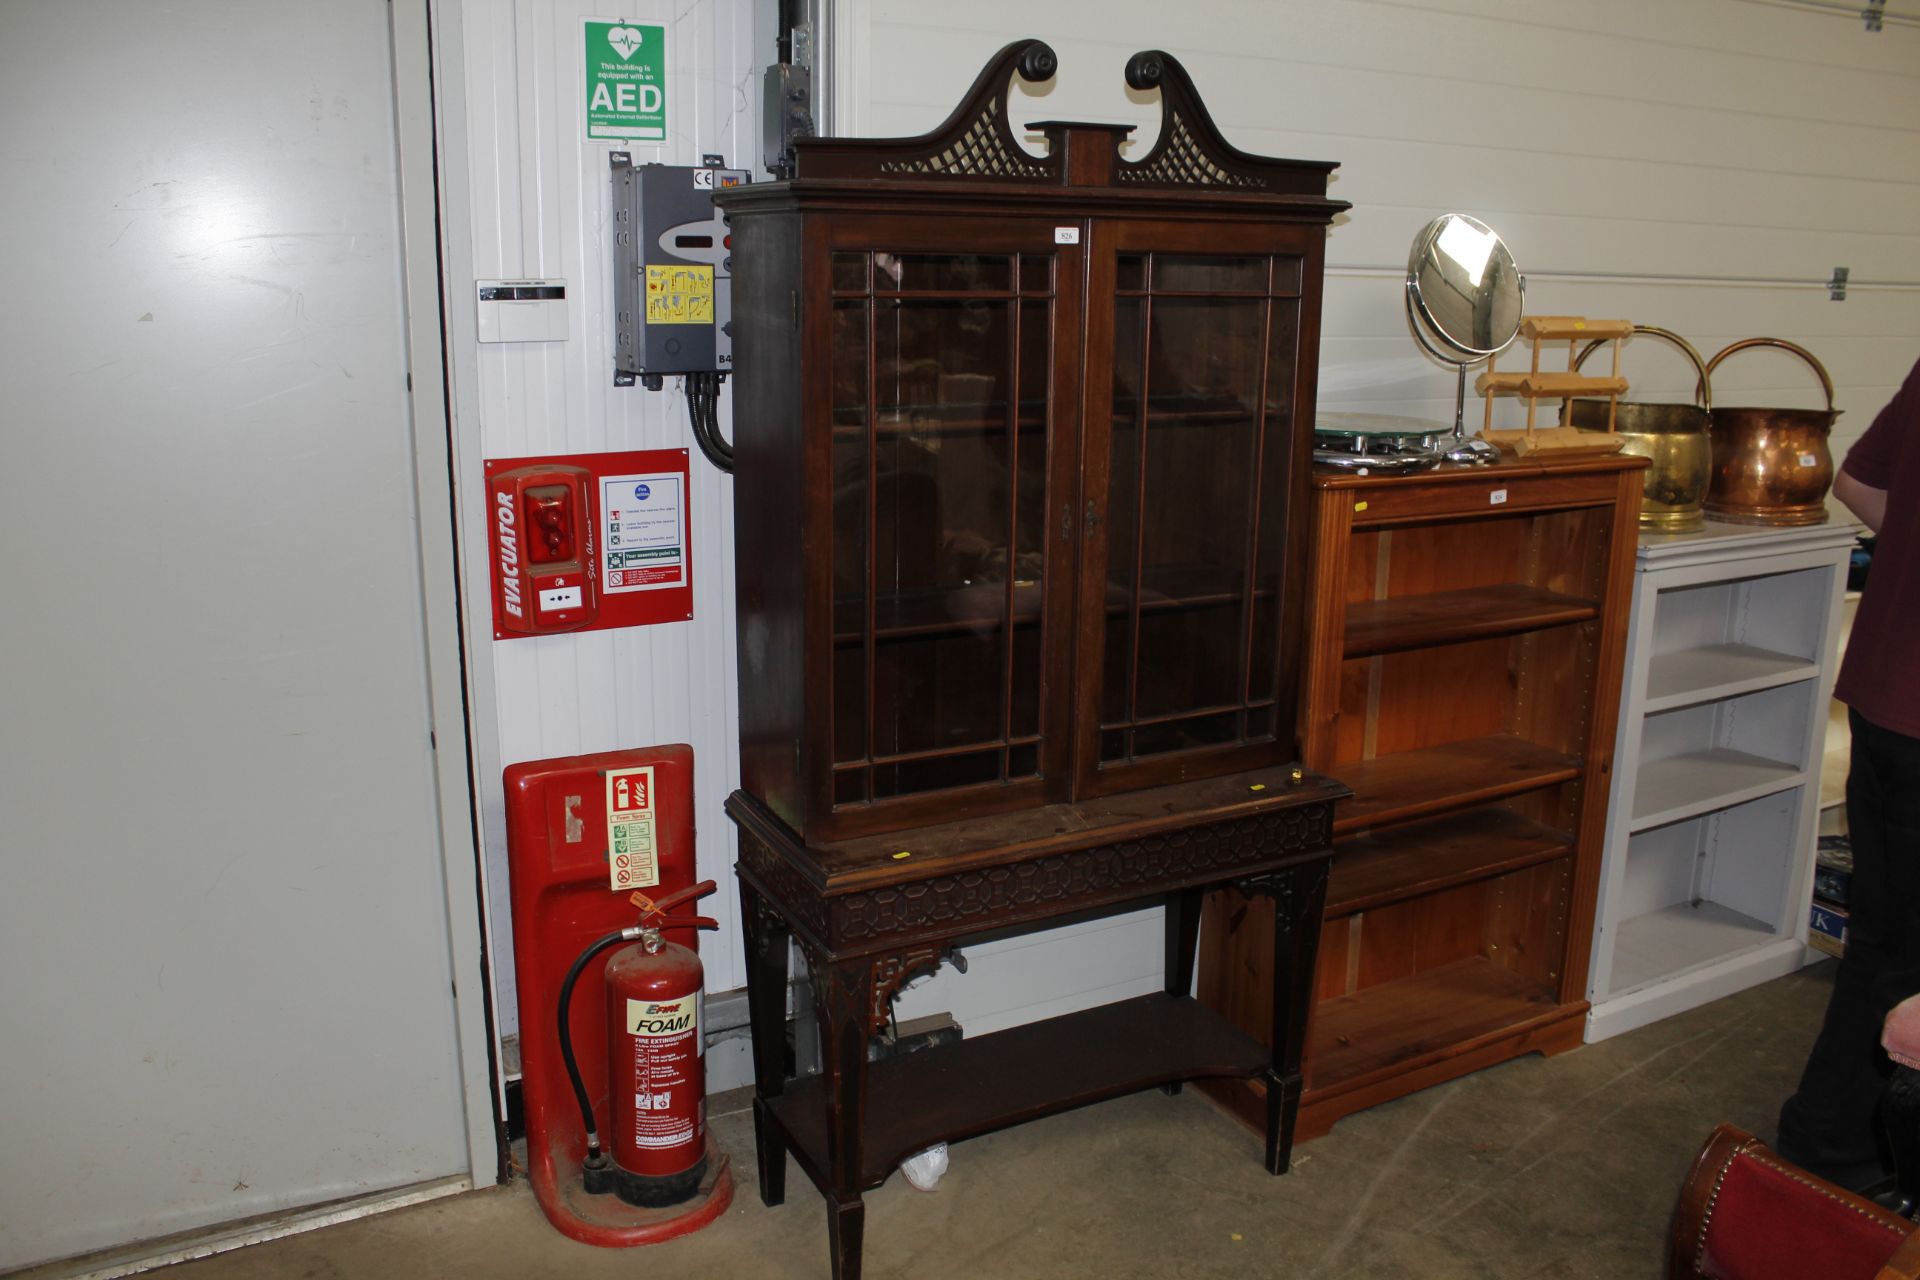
(1477, 316, 1631, 458)
(1199, 454, 1646, 1141)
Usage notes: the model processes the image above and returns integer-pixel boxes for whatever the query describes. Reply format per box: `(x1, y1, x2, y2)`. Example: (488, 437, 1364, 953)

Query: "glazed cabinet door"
(1074, 221, 1322, 797)
(811, 219, 1084, 838)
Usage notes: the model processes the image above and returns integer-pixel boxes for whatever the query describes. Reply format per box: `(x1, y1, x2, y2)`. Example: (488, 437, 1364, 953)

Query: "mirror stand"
(1405, 281, 1501, 466)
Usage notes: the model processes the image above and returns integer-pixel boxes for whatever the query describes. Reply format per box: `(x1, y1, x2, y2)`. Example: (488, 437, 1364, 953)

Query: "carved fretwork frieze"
(737, 823, 831, 943)
(828, 806, 1333, 948)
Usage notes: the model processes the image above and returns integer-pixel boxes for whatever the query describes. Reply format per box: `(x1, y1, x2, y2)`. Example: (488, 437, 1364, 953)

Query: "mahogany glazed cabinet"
(717, 40, 1349, 1280)
(1197, 455, 1647, 1141)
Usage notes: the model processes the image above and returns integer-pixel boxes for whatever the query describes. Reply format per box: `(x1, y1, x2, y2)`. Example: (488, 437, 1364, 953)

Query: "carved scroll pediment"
(791, 39, 1336, 199)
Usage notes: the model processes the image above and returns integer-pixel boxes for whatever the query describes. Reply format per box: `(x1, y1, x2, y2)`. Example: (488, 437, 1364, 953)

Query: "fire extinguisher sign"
(606, 765, 659, 892)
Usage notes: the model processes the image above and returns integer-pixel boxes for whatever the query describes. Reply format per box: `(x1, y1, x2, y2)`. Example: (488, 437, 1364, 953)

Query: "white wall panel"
(831, 0, 1920, 1037)
(436, 0, 762, 1074)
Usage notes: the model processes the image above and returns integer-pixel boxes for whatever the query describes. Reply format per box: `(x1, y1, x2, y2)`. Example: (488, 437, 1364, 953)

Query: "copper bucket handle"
(1699, 337, 1835, 413)
(1572, 324, 1713, 412)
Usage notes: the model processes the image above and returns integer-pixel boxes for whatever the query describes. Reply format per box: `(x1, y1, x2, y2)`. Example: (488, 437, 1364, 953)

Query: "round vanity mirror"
(1404, 214, 1526, 464)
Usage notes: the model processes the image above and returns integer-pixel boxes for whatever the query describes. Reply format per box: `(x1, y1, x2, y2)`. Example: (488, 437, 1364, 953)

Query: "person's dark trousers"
(1777, 708, 1920, 1189)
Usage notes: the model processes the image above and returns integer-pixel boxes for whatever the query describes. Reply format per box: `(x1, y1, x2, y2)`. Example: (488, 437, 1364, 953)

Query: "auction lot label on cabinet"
(606, 765, 659, 891)
(585, 20, 666, 141)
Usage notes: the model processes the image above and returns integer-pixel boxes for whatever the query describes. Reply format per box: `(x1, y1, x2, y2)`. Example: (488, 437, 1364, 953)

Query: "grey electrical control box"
(611, 156, 749, 381)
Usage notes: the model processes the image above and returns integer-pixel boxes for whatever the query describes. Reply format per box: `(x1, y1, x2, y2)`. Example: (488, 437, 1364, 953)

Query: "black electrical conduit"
(685, 371, 733, 474)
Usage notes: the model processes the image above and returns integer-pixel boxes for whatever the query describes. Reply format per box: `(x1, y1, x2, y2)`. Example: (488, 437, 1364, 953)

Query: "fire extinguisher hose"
(557, 927, 637, 1160)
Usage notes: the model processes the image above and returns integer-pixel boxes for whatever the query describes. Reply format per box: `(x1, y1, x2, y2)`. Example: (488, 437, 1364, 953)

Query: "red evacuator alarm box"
(485, 449, 694, 639)
(490, 465, 595, 634)
(504, 745, 731, 1245)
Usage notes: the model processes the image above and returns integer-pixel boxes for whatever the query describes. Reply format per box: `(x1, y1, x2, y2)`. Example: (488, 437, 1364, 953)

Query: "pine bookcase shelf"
(1326, 808, 1573, 917)
(1331, 735, 1580, 834)
(1585, 520, 1855, 1043)
(1342, 584, 1599, 657)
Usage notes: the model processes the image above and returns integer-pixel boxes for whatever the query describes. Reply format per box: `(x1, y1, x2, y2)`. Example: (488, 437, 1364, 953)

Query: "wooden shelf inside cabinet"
(1308, 957, 1562, 1093)
(1326, 809, 1573, 917)
(1331, 734, 1580, 836)
(765, 993, 1266, 1190)
(1343, 584, 1598, 658)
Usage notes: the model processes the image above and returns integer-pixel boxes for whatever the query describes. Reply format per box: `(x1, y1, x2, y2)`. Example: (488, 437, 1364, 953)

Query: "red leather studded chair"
(1670, 1124, 1920, 1279)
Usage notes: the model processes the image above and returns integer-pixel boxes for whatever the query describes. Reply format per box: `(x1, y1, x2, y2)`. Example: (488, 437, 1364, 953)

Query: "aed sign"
(584, 20, 666, 142)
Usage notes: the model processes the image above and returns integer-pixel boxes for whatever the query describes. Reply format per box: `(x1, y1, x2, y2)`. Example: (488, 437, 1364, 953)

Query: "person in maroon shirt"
(1776, 352, 1920, 1192)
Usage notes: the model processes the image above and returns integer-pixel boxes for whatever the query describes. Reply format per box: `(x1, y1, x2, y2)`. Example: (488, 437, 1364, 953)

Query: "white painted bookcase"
(1585, 520, 1855, 1042)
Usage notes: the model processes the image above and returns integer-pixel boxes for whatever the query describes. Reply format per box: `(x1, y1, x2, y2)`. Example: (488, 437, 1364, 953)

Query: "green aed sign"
(584, 20, 666, 141)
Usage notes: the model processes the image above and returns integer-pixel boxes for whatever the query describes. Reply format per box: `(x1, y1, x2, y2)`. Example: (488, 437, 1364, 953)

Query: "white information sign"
(601, 473, 687, 592)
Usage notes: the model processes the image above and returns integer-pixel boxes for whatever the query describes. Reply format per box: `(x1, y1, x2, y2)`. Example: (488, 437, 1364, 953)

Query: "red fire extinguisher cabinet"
(504, 744, 732, 1245)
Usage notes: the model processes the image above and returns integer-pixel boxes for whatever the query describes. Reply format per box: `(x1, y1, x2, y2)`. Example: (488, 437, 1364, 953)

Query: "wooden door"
(1072, 219, 1324, 798)
(810, 216, 1086, 837)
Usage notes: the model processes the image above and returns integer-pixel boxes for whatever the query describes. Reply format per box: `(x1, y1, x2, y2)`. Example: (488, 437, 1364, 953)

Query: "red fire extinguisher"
(557, 880, 719, 1207)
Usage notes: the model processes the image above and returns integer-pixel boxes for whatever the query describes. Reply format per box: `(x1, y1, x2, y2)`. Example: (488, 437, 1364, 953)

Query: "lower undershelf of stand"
(1198, 957, 1584, 1142)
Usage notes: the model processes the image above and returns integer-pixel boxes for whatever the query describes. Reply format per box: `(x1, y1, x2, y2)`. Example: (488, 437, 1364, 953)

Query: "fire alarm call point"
(485, 449, 693, 639)
(489, 464, 596, 635)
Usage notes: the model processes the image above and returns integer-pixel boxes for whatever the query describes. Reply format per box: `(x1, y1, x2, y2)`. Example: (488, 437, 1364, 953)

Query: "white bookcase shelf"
(1586, 520, 1854, 1042)
(1642, 645, 1818, 712)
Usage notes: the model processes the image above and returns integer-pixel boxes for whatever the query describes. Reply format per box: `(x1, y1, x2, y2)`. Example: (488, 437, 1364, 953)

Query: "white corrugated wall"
(433, 0, 764, 1088)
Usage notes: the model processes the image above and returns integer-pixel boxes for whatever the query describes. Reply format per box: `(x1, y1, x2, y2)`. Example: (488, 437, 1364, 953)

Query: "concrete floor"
(134, 963, 1833, 1279)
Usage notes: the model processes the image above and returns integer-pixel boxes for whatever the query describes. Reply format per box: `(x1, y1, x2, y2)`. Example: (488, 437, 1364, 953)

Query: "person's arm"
(1834, 467, 1887, 535)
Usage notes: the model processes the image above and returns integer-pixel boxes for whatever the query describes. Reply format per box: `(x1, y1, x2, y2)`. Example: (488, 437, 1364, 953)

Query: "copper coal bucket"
(1699, 338, 1838, 526)
(1564, 325, 1713, 532)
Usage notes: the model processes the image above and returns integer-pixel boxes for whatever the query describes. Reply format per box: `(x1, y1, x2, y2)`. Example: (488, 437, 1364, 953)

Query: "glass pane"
(1007, 742, 1039, 780)
(1116, 254, 1146, 292)
(1135, 710, 1240, 757)
(830, 252, 1054, 808)
(1101, 254, 1295, 768)
(1019, 254, 1052, 295)
(1136, 601, 1241, 717)
(831, 300, 870, 769)
(875, 253, 1012, 293)
(1249, 297, 1302, 713)
(873, 749, 1001, 801)
(872, 634, 1004, 758)
(1102, 295, 1145, 757)
(832, 252, 868, 293)
(1152, 255, 1268, 293)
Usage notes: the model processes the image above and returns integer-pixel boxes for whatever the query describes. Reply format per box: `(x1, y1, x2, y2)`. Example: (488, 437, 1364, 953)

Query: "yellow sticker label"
(1354, 500, 1369, 512)
(645, 264, 714, 325)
